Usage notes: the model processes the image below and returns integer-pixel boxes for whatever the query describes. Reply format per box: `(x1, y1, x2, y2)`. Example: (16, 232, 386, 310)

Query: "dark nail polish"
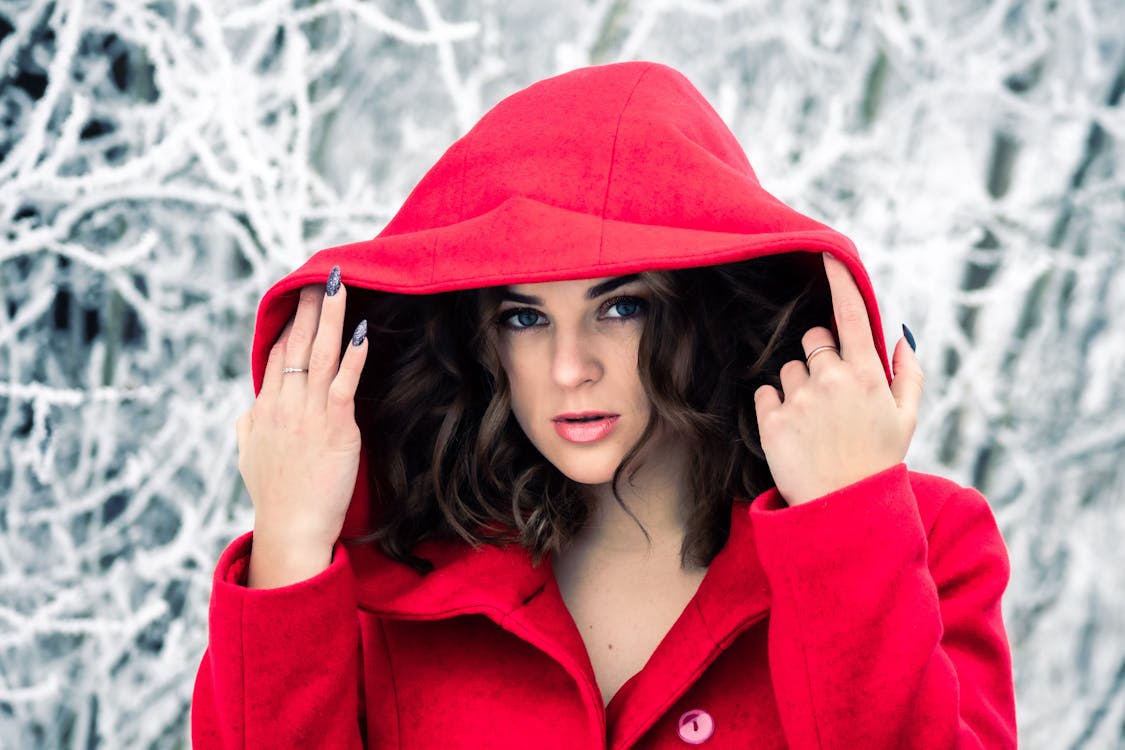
(326, 265, 341, 296)
(902, 323, 916, 351)
(351, 319, 367, 347)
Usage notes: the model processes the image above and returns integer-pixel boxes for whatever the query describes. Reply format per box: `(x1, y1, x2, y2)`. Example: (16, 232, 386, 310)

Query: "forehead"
(502, 274, 642, 303)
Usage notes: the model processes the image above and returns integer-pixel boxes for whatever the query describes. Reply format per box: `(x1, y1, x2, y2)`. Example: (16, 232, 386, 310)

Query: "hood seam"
(597, 63, 655, 265)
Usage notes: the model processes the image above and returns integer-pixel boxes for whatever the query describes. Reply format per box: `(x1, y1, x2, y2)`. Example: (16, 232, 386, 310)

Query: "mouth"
(552, 412, 620, 443)
(552, 411, 619, 423)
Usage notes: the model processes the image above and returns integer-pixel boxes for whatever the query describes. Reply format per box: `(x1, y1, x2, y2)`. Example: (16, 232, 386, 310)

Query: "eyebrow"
(499, 274, 641, 305)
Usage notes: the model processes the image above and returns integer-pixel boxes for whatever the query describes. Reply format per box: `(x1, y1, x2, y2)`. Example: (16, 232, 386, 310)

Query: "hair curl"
(344, 251, 833, 575)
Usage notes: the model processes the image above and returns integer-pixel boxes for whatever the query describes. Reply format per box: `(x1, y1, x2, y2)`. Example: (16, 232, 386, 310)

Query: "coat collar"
(348, 497, 770, 630)
(348, 495, 774, 747)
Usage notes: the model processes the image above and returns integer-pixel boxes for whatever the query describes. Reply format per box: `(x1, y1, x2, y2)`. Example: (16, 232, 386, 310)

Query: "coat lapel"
(349, 528, 608, 737)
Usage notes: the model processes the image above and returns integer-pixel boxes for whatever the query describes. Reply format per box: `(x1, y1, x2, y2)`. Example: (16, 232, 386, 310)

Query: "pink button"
(677, 708, 715, 744)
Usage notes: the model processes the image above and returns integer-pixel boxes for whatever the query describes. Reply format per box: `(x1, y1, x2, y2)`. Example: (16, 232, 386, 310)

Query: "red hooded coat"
(191, 61, 1017, 748)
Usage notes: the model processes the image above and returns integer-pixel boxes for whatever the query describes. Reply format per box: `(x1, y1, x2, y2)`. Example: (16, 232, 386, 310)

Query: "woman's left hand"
(753, 252, 925, 507)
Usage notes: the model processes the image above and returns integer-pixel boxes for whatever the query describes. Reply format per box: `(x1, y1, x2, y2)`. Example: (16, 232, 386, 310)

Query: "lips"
(553, 411, 618, 422)
(552, 412, 620, 443)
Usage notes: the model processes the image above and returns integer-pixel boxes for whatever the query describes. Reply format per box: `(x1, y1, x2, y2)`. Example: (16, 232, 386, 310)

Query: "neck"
(567, 429, 696, 562)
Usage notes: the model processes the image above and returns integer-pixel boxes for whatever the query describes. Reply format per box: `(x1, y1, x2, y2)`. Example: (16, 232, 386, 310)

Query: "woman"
(192, 62, 1016, 748)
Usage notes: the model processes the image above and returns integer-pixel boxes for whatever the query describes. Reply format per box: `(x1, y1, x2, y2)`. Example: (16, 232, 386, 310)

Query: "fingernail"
(902, 323, 916, 351)
(351, 319, 367, 347)
(326, 265, 341, 296)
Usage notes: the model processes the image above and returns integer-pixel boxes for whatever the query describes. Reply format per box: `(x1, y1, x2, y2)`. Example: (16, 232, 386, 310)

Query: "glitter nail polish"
(326, 265, 341, 296)
(351, 319, 367, 347)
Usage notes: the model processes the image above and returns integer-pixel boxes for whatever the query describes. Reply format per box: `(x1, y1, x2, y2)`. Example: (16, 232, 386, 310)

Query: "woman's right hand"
(235, 265, 369, 588)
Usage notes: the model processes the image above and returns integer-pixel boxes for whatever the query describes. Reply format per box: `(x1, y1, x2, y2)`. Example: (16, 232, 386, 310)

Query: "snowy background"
(1, 0, 1123, 747)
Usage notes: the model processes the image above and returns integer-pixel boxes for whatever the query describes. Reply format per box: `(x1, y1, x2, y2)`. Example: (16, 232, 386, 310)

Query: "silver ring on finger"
(804, 345, 839, 366)
(282, 366, 309, 374)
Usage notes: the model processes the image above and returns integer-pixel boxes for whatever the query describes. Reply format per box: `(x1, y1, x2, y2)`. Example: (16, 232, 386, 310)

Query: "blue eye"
(603, 294, 648, 319)
(602, 296, 646, 319)
(499, 309, 544, 329)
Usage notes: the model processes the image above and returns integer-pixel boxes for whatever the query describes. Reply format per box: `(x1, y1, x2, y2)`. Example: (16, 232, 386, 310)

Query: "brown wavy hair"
(343, 251, 833, 575)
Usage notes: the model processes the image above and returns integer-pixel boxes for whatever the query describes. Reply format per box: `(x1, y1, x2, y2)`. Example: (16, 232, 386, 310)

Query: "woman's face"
(494, 274, 653, 485)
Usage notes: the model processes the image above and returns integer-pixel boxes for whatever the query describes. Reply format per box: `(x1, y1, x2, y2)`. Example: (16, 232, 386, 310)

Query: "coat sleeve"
(748, 462, 1017, 749)
(191, 531, 366, 749)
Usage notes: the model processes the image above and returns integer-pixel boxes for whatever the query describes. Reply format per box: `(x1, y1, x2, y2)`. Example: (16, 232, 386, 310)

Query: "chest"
(554, 558, 708, 707)
(361, 608, 783, 750)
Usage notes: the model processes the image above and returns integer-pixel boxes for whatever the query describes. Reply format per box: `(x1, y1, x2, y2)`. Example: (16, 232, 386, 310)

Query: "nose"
(550, 326, 603, 388)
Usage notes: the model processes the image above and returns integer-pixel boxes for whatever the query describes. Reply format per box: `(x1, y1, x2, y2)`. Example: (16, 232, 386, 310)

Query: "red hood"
(247, 60, 889, 552)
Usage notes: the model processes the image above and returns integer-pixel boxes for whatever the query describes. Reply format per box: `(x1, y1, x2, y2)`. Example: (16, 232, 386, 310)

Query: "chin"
(554, 462, 619, 487)
(517, 417, 646, 487)
(541, 442, 633, 487)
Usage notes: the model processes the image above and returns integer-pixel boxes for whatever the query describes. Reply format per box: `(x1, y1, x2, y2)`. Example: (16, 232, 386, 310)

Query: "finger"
(753, 382, 781, 419)
(822, 252, 877, 364)
(308, 267, 347, 410)
(325, 319, 369, 426)
(279, 284, 324, 398)
(778, 359, 808, 399)
(260, 316, 295, 401)
(801, 327, 842, 372)
(284, 284, 325, 368)
(890, 334, 924, 418)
